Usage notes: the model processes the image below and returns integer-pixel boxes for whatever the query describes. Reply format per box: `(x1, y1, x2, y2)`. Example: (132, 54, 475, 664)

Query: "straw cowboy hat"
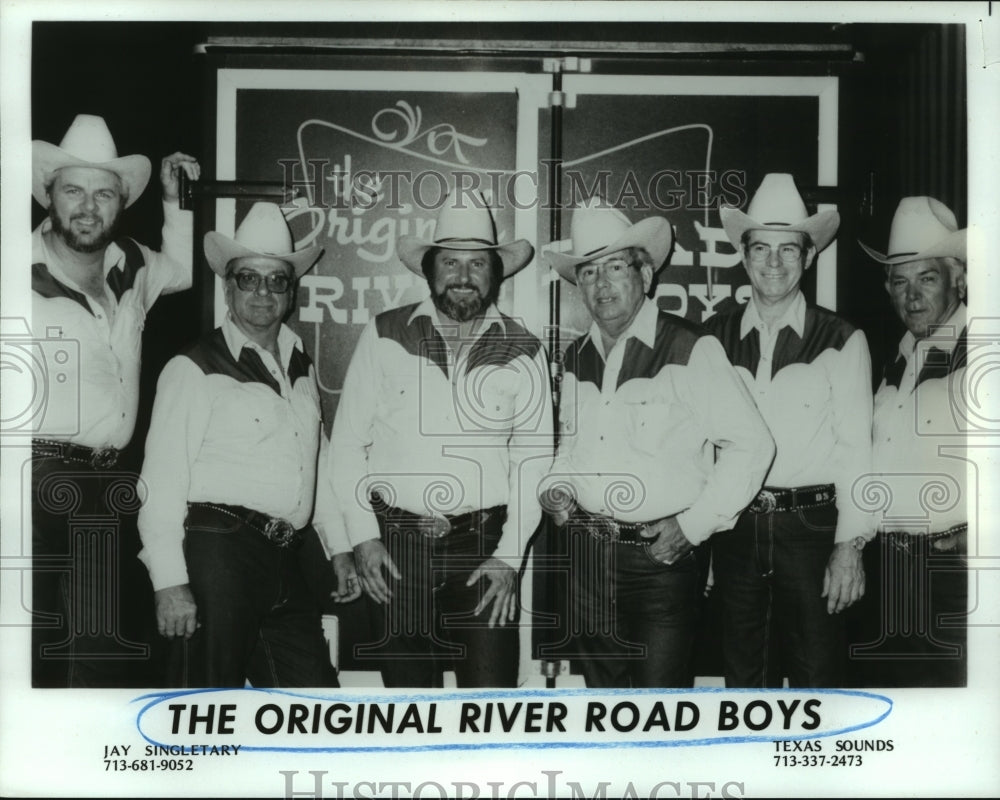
(32, 114, 152, 209)
(204, 202, 323, 278)
(545, 197, 674, 284)
(720, 173, 840, 253)
(396, 189, 534, 278)
(858, 196, 967, 265)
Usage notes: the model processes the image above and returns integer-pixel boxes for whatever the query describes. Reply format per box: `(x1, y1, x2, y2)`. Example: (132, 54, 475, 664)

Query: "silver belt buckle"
(89, 447, 119, 470)
(429, 516, 452, 538)
(264, 517, 297, 547)
(751, 489, 777, 514)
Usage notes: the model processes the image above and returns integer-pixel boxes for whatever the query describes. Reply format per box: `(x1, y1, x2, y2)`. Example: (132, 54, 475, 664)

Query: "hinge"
(542, 56, 592, 74)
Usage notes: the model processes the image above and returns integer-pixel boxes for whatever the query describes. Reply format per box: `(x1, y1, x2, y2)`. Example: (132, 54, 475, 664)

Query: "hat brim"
(720, 207, 840, 253)
(858, 229, 967, 265)
(397, 237, 535, 279)
(32, 141, 152, 209)
(545, 217, 674, 284)
(204, 232, 323, 278)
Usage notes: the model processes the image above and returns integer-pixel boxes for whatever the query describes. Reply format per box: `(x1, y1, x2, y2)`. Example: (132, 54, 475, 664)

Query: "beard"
(431, 280, 499, 323)
(49, 206, 122, 254)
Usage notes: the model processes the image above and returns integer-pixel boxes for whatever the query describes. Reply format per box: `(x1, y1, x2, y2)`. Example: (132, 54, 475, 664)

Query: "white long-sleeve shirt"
(322, 298, 554, 568)
(549, 298, 775, 544)
(30, 201, 193, 449)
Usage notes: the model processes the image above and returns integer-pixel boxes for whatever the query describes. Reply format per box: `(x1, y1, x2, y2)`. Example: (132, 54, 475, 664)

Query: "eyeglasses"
(746, 242, 803, 264)
(232, 271, 293, 294)
(576, 259, 636, 285)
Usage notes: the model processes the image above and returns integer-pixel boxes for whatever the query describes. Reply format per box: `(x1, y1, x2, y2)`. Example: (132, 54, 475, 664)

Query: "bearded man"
(29, 114, 199, 687)
(321, 189, 553, 687)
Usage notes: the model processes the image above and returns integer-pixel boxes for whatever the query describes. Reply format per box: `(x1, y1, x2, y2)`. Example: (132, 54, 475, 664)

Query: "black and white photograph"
(1, 1, 998, 797)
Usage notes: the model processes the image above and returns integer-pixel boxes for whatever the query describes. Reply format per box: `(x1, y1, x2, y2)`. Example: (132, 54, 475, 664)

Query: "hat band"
(762, 221, 792, 226)
(581, 244, 610, 258)
(435, 237, 497, 247)
(886, 251, 918, 259)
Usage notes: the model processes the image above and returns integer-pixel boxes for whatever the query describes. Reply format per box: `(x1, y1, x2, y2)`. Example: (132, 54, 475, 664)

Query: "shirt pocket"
(624, 396, 677, 457)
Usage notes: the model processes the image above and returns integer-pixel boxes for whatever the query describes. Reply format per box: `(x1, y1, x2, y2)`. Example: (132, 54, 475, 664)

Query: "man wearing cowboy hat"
(30, 113, 200, 687)
(541, 198, 773, 688)
(323, 188, 553, 687)
(855, 196, 969, 687)
(137, 202, 358, 687)
(705, 173, 875, 688)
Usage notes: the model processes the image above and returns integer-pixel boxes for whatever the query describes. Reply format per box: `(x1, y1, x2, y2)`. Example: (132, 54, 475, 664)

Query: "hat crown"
(568, 197, 635, 257)
(432, 190, 499, 246)
(744, 173, 809, 227)
(233, 203, 296, 257)
(886, 196, 958, 257)
(56, 114, 121, 163)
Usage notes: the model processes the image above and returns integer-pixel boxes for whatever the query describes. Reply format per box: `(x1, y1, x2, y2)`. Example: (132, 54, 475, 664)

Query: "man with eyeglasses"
(137, 203, 359, 687)
(705, 173, 875, 688)
(541, 198, 774, 688)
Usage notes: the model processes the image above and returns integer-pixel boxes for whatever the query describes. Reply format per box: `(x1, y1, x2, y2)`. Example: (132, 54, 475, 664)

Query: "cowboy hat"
(32, 114, 152, 209)
(858, 196, 967, 265)
(545, 197, 674, 285)
(720, 173, 840, 253)
(396, 189, 534, 278)
(204, 202, 323, 278)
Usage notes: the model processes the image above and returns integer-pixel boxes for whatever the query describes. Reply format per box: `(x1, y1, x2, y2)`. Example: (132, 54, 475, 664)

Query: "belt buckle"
(750, 489, 777, 514)
(264, 517, 297, 548)
(428, 516, 451, 538)
(89, 447, 118, 470)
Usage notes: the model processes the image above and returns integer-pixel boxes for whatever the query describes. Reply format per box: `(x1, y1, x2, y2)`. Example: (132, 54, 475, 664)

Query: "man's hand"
(353, 539, 401, 604)
(160, 152, 200, 202)
(822, 541, 866, 614)
(641, 515, 695, 565)
(467, 557, 518, 628)
(154, 584, 198, 639)
(540, 485, 576, 528)
(331, 551, 362, 603)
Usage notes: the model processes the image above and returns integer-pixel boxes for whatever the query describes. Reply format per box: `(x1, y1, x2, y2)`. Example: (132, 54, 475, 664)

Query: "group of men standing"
(28, 115, 970, 690)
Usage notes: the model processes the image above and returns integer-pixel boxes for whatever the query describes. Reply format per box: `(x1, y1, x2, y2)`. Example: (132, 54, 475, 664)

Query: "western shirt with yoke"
(30, 202, 193, 449)
(705, 291, 875, 544)
(873, 304, 968, 535)
(550, 297, 775, 544)
(324, 297, 554, 568)
(137, 315, 346, 591)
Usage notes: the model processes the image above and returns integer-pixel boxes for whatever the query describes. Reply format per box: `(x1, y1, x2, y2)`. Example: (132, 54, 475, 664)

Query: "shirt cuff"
(674, 506, 714, 546)
(138, 543, 190, 592)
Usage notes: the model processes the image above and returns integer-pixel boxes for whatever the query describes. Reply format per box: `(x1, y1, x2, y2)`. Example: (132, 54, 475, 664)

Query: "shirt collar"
(222, 313, 303, 368)
(32, 220, 126, 287)
(408, 295, 509, 341)
(587, 296, 658, 358)
(899, 302, 967, 359)
(740, 291, 806, 339)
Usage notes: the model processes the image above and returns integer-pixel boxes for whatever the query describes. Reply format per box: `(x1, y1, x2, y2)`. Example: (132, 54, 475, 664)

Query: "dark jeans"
(847, 531, 967, 687)
(356, 504, 518, 688)
(712, 505, 844, 688)
(170, 507, 336, 688)
(31, 455, 152, 688)
(567, 523, 706, 688)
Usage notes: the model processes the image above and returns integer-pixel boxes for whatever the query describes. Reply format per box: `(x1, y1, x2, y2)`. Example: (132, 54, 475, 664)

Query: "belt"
(570, 506, 654, 546)
(748, 484, 835, 514)
(371, 494, 503, 539)
(882, 524, 968, 554)
(32, 438, 120, 470)
(187, 502, 303, 548)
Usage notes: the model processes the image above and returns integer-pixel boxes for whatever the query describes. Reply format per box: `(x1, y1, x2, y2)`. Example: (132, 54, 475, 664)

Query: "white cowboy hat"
(32, 114, 152, 209)
(858, 196, 967, 265)
(396, 189, 534, 278)
(545, 197, 674, 284)
(720, 173, 840, 253)
(204, 202, 323, 278)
